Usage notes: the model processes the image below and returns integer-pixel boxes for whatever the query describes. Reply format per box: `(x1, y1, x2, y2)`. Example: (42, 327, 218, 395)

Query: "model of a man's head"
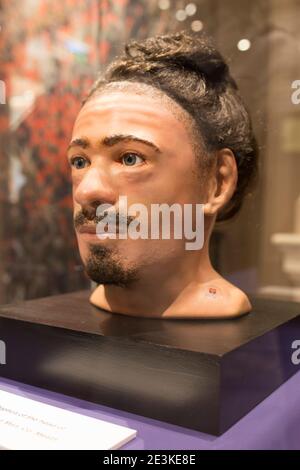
(69, 31, 258, 319)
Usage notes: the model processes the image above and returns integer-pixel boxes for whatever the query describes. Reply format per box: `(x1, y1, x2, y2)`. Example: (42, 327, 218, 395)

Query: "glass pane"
(0, 0, 300, 304)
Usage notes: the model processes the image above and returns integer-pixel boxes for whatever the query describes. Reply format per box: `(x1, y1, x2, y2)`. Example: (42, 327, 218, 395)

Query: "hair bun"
(125, 30, 232, 87)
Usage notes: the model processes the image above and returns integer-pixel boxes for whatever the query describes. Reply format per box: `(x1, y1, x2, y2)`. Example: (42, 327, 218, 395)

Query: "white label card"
(0, 389, 137, 450)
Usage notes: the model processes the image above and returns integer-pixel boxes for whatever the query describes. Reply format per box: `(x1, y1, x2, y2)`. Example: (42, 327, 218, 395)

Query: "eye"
(70, 156, 89, 169)
(121, 152, 145, 167)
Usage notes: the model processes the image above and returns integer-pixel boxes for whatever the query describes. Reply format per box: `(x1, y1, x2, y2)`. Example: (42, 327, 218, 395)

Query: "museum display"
(1, 19, 300, 443)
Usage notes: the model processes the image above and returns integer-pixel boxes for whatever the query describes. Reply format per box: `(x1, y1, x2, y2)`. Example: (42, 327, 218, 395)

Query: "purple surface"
(0, 372, 300, 450)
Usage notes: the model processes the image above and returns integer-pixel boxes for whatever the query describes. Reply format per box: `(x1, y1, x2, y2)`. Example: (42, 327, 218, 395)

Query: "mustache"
(74, 209, 135, 229)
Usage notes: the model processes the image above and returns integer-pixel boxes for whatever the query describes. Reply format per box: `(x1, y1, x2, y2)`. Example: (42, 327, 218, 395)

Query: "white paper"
(0, 389, 137, 450)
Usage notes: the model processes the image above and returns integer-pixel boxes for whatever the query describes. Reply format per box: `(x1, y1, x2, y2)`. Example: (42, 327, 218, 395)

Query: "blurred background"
(0, 0, 300, 305)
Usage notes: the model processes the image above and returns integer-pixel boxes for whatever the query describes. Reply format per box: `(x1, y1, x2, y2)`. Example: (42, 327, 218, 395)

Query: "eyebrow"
(67, 134, 162, 154)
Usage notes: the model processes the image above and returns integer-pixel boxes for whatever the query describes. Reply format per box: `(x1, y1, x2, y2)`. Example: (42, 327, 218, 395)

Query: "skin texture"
(68, 82, 251, 319)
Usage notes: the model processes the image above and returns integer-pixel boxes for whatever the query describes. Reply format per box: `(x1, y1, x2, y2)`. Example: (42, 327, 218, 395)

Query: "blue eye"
(121, 153, 145, 166)
(70, 156, 89, 169)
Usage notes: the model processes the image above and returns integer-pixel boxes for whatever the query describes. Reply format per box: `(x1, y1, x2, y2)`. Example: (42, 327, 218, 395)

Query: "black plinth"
(0, 290, 300, 436)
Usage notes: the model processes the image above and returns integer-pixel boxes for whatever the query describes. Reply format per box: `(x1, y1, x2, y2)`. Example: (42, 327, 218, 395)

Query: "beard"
(85, 244, 139, 288)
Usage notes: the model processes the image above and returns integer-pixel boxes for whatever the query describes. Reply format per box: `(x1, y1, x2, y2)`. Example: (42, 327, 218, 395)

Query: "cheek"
(71, 171, 83, 191)
(145, 170, 201, 205)
(106, 172, 153, 209)
(117, 165, 176, 201)
(73, 199, 81, 217)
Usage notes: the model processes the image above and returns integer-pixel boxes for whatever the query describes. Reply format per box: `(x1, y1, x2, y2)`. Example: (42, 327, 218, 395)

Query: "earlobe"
(203, 200, 216, 216)
(203, 148, 237, 217)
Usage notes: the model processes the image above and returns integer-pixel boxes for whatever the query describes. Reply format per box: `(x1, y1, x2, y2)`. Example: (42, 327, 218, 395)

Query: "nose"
(73, 166, 117, 214)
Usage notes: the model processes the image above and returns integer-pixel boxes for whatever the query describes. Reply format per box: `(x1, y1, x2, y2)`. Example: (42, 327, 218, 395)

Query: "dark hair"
(83, 30, 258, 222)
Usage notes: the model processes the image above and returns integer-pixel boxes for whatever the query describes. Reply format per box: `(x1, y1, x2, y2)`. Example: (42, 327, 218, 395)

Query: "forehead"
(72, 84, 195, 150)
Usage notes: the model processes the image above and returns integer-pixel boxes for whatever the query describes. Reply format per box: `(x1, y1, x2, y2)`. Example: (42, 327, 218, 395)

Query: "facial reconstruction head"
(69, 30, 258, 287)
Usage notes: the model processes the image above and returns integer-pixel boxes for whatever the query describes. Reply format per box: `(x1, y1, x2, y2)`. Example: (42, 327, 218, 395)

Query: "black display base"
(0, 290, 300, 436)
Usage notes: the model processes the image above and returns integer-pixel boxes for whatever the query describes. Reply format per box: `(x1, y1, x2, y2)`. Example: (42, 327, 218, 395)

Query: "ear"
(204, 148, 238, 216)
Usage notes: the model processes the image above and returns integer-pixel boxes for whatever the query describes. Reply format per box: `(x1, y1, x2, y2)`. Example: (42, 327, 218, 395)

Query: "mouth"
(76, 224, 119, 239)
(77, 224, 97, 235)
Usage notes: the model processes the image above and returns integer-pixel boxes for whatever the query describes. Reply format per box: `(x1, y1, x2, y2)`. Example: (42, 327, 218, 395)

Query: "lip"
(77, 224, 120, 237)
(77, 225, 97, 235)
